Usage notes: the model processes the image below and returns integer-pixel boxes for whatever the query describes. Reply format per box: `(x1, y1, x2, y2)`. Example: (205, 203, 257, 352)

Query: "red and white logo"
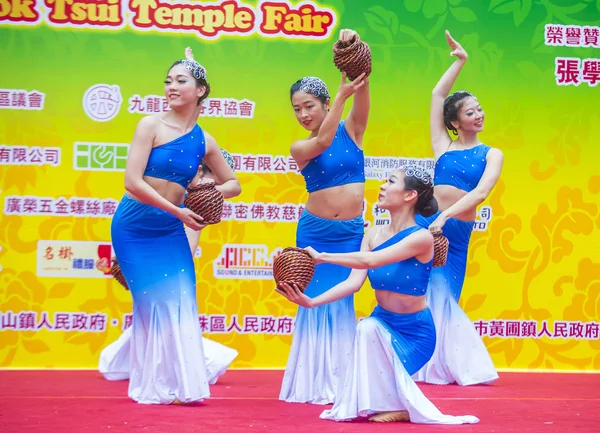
(83, 84, 122, 122)
(213, 244, 283, 280)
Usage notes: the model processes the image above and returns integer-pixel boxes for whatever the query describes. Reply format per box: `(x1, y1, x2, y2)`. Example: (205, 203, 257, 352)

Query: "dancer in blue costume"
(110, 53, 241, 404)
(278, 167, 478, 425)
(279, 28, 371, 405)
(99, 149, 239, 386)
(412, 31, 502, 386)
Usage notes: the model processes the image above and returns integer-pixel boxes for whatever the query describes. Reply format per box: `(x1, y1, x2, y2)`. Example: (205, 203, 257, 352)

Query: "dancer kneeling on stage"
(277, 166, 479, 425)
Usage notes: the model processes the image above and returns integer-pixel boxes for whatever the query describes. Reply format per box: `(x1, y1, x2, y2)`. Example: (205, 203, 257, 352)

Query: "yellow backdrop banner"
(1, 0, 599, 371)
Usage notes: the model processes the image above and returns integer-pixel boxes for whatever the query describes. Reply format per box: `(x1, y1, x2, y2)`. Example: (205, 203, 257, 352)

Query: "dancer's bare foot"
(170, 398, 191, 405)
(368, 410, 410, 422)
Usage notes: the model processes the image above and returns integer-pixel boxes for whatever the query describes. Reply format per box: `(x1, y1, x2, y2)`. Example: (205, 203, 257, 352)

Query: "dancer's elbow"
(347, 275, 366, 293)
(349, 282, 362, 294)
(221, 179, 241, 199)
(230, 180, 242, 197)
(356, 256, 376, 269)
(124, 177, 143, 195)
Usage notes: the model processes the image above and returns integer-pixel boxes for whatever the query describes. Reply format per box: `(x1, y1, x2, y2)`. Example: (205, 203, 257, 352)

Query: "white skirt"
(279, 297, 357, 405)
(320, 317, 479, 424)
(99, 326, 238, 386)
(413, 269, 498, 386)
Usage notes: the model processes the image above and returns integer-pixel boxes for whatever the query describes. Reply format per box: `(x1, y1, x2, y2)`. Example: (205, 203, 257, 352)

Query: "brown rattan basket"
(184, 181, 224, 225)
(333, 34, 372, 81)
(110, 258, 129, 290)
(432, 231, 449, 268)
(273, 247, 315, 293)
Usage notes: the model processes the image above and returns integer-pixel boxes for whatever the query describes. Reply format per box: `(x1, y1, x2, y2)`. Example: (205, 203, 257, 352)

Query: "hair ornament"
(401, 165, 433, 185)
(181, 59, 207, 80)
(299, 76, 330, 99)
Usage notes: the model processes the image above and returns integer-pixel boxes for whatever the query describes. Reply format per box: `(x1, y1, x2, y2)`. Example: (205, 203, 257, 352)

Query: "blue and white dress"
(280, 121, 365, 404)
(413, 144, 498, 386)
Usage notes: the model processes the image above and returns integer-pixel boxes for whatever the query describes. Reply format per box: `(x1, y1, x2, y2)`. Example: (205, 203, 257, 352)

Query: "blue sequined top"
(433, 144, 491, 192)
(300, 121, 365, 193)
(368, 226, 433, 297)
(143, 124, 206, 189)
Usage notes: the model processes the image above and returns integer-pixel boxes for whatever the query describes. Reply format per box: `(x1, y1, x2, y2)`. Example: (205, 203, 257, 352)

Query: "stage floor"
(0, 370, 598, 432)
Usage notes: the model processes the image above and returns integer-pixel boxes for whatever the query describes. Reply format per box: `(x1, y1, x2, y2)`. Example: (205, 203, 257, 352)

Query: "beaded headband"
(299, 76, 330, 99)
(181, 59, 207, 81)
(400, 165, 433, 185)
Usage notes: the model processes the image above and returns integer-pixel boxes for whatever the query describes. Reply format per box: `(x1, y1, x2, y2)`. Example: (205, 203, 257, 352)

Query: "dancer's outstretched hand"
(445, 30, 467, 61)
(185, 46, 195, 61)
(339, 28, 358, 43)
(276, 282, 314, 308)
(337, 71, 366, 100)
(304, 246, 324, 264)
(428, 212, 448, 233)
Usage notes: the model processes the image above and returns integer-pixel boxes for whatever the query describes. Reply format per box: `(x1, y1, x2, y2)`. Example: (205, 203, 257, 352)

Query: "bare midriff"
(375, 290, 427, 315)
(125, 176, 186, 207)
(434, 184, 477, 222)
(304, 182, 365, 220)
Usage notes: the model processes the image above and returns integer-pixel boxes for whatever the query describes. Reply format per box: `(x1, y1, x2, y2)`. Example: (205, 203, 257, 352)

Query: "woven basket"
(184, 181, 224, 225)
(110, 259, 129, 290)
(333, 34, 372, 81)
(432, 231, 449, 268)
(273, 247, 315, 293)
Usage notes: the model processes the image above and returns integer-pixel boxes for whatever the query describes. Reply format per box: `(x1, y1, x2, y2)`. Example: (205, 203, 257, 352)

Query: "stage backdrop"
(1, 0, 599, 371)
